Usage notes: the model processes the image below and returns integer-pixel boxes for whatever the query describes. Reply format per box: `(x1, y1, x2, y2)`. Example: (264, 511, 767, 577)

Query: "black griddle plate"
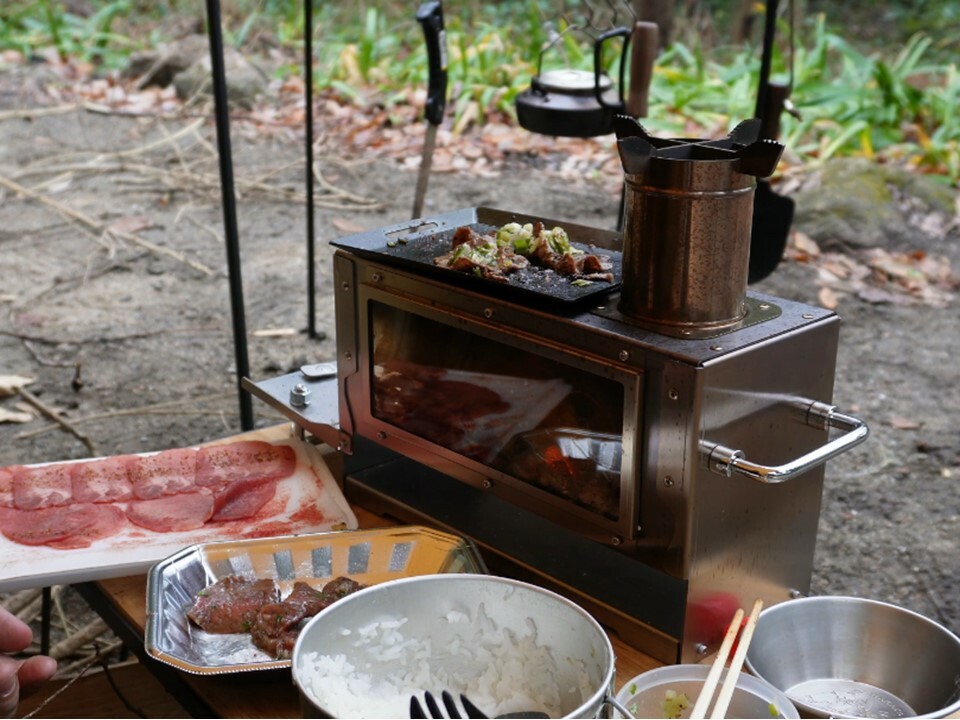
(331, 207, 623, 307)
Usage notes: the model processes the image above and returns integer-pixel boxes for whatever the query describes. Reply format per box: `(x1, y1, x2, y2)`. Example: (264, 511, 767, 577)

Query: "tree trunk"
(732, 0, 758, 44)
(633, 0, 675, 49)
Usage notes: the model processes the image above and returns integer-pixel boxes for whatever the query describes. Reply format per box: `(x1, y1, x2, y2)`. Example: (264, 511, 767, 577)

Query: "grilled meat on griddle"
(434, 222, 613, 284)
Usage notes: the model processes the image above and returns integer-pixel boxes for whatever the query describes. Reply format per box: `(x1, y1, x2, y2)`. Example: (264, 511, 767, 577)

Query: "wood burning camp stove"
(245, 120, 867, 665)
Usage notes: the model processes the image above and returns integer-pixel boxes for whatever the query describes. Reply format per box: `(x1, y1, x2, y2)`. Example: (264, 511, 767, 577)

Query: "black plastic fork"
(409, 691, 487, 719)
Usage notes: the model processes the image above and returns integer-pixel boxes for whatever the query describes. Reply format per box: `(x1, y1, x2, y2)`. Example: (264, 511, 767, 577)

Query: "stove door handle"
(701, 402, 869, 483)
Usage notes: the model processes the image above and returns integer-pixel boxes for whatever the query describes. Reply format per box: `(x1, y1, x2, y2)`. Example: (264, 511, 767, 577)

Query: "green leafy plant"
(1, 0, 957, 183)
(1, 0, 134, 66)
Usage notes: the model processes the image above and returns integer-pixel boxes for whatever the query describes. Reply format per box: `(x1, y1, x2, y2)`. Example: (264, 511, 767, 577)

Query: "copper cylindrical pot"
(613, 117, 784, 336)
(619, 157, 756, 333)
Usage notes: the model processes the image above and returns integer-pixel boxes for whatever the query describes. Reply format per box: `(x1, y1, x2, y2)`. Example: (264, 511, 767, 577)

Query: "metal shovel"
(747, 0, 795, 284)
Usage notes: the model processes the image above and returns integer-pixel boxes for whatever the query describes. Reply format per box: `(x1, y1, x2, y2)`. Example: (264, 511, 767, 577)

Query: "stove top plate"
(332, 206, 623, 307)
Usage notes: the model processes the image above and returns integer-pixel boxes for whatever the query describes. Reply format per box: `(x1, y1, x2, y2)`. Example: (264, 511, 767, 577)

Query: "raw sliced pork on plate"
(0, 428, 357, 592)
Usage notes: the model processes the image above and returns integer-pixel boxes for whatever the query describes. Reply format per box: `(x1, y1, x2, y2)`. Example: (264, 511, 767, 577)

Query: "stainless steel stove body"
(246, 207, 867, 664)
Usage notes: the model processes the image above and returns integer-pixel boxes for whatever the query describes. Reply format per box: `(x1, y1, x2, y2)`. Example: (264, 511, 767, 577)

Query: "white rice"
(298, 601, 593, 718)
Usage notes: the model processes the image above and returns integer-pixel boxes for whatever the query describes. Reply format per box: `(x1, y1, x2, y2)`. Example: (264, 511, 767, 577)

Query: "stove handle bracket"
(701, 401, 869, 483)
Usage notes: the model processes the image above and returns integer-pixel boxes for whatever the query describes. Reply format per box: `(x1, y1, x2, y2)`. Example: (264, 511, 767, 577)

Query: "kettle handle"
(594, 26, 631, 110)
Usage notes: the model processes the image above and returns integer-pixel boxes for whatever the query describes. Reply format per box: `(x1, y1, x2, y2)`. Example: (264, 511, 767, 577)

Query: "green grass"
(301, 5, 960, 183)
(1, 0, 136, 66)
(1, 1, 957, 183)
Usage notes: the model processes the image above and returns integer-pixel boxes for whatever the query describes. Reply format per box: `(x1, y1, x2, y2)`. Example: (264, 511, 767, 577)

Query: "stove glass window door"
(370, 301, 625, 520)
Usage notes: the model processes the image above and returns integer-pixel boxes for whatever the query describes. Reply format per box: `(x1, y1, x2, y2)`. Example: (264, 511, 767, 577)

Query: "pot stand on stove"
(244, 202, 867, 666)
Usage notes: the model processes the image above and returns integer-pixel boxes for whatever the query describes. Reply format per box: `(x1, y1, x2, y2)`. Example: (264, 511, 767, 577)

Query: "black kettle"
(516, 26, 631, 138)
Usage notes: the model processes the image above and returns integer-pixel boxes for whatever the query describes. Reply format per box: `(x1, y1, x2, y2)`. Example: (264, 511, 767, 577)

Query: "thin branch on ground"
(312, 158, 379, 207)
(20, 118, 204, 173)
(183, 212, 225, 244)
(17, 407, 279, 441)
(0, 323, 222, 347)
(49, 618, 110, 660)
(21, 640, 127, 719)
(2, 588, 43, 615)
(8, 120, 381, 211)
(14, 593, 44, 624)
(23, 339, 79, 368)
(13, 392, 242, 440)
(17, 386, 98, 455)
(0, 104, 81, 121)
(0, 174, 215, 276)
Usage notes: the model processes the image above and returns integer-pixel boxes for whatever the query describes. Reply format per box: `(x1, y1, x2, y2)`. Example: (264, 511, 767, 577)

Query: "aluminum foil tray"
(145, 525, 487, 674)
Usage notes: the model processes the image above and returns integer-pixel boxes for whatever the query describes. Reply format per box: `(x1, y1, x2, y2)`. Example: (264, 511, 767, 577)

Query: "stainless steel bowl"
(291, 573, 616, 719)
(745, 596, 960, 718)
(615, 664, 799, 718)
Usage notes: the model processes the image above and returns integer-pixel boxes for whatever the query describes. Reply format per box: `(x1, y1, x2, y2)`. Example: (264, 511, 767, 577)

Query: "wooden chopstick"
(688, 607, 745, 720)
(709, 598, 765, 719)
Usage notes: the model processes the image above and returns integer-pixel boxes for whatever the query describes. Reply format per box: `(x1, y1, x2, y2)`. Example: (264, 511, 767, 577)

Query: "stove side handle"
(700, 401, 869, 483)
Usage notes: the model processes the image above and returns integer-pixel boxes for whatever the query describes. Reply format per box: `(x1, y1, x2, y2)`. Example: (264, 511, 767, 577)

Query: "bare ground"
(1, 71, 958, 680)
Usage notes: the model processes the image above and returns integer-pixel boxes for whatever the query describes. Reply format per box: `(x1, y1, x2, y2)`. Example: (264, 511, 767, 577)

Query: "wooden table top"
(90, 505, 662, 718)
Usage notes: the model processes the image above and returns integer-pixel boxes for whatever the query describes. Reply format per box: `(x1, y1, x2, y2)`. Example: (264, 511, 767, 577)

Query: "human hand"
(1, 607, 57, 719)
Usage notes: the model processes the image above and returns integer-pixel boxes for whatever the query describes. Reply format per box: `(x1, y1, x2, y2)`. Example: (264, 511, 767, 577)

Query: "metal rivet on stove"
(377, 431, 387, 440)
(482, 479, 493, 489)
(610, 536, 622, 546)
(341, 281, 350, 291)
(710, 345, 723, 352)
(667, 389, 679, 401)
(759, 303, 770, 310)
(483, 307, 495, 319)
(695, 643, 708, 656)
(372, 272, 383, 282)
(663, 476, 675, 487)
(290, 383, 311, 407)
(802, 313, 814, 319)
(619, 350, 630, 361)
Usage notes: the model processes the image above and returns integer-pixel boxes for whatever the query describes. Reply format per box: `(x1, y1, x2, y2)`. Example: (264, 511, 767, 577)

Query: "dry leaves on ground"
(4, 52, 958, 309)
(0, 374, 35, 397)
(787, 232, 957, 309)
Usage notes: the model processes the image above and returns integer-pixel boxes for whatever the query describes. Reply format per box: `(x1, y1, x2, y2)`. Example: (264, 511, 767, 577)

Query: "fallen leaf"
(48, 176, 73, 194)
(792, 231, 821, 256)
(108, 215, 153, 235)
(0, 407, 33, 424)
(818, 286, 839, 310)
(0, 374, 34, 398)
(889, 416, 921, 430)
(856, 286, 899, 304)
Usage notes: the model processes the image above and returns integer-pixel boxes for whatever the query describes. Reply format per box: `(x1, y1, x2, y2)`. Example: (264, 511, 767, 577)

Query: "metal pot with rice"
(291, 574, 617, 719)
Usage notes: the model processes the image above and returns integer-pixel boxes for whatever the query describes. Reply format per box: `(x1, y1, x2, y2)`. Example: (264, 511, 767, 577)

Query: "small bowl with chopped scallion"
(614, 665, 798, 719)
